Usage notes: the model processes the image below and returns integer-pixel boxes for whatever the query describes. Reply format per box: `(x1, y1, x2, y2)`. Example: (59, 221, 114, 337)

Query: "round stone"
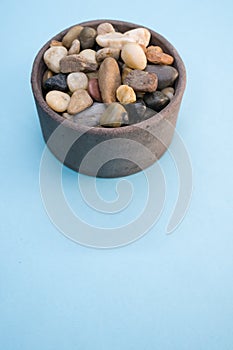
(99, 103, 128, 127)
(143, 91, 170, 112)
(116, 85, 136, 104)
(46, 90, 70, 112)
(98, 57, 121, 103)
(88, 78, 102, 102)
(121, 43, 147, 70)
(62, 25, 83, 48)
(145, 65, 179, 89)
(67, 72, 88, 92)
(79, 27, 97, 49)
(67, 89, 93, 114)
(43, 46, 67, 73)
(97, 22, 115, 35)
(44, 73, 68, 92)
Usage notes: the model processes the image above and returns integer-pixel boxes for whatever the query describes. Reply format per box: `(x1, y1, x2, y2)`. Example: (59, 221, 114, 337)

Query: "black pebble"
(43, 73, 68, 92)
(144, 91, 170, 112)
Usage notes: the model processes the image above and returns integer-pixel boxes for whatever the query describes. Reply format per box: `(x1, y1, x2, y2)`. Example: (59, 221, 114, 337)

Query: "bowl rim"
(31, 19, 186, 135)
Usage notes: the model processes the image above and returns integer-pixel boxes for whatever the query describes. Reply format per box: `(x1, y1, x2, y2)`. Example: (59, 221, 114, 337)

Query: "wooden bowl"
(31, 19, 186, 178)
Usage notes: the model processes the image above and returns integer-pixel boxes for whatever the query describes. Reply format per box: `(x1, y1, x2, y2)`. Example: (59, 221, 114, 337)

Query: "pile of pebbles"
(42, 22, 178, 127)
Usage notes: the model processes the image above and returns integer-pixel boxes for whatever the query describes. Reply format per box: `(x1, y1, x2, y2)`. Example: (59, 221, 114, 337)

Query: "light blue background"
(1, 0, 233, 349)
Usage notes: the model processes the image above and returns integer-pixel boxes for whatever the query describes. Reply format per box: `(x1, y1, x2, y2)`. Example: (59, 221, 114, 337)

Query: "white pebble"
(43, 46, 67, 73)
(67, 72, 88, 92)
(46, 90, 70, 112)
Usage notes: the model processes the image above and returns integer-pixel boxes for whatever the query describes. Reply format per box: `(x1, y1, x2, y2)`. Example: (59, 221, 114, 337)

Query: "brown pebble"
(98, 57, 121, 103)
(42, 69, 53, 85)
(50, 40, 63, 47)
(88, 78, 102, 102)
(60, 54, 98, 73)
(146, 46, 174, 65)
(68, 39, 80, 55)
(123, 70, 158, 92)
(62, 25, 83, 49)
(67, 89, 93, 114)
(79, 27, 97, 49)
(96, 47, 120, 62)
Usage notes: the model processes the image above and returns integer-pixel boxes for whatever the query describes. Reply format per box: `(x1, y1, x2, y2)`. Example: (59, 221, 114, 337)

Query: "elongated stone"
(69, 103, 107, 127)
(62, 25, 83, 48)
(43, 46, 67, 73)
(145, 65, 179, 89)
(100, 103, 128, 127)
(46, 90, 70, 112)
(88, 78, 102, 102)
(144, 91, 170, 111)
(121, 43, 147, 70)
(98, 57, 121, 103)
(79, 27, 97, 49)
(123, 70, 158, 92)
(44, 73, 68, 92)
(68, 39, 80, 55)
(60, 54, 98, 73)
(67, 89, 93, 114)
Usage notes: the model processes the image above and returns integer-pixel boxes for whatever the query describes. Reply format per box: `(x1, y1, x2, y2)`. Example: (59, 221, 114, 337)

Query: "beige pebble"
(67, 89, 93, 114)
(42, 69, 53, 85)
(78, 49, 97, 64)
(96, 47, 120, 62)
(43, 46, 67, 73)
(96, 27, 151, 49)
(50, 40, 63, 47)
(62, 25, 83, 48)
(146, 46, 174, 65)
(97, 22, 115, 35)
(121, 43, 147, 70)
(121, 65, 133, 82)
(98, 57, 121, 103)
(46, 90, 70, 112)
(116, 85, 136, 104)
(67, 72, 88, 92)
(60, 54, 98, 73)
(68, 39, 80, 55)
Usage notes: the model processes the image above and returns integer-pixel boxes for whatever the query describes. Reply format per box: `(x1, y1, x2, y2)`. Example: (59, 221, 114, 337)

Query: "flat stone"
(96, 47, 120, 62)
(123, 69, 158, 92)
(60, 54, 98, 73)
(44, 73, 68, 92)
(79, 27, 97, 49)
(121, 43, 147, 70)
(43, 46, 67, 73)
(116, 85, 136, 104)
(68, 39, 80, 55)
(96, 27, 151, 49)
(97, 22, 115, 35)
(145, 65, 179, 89)
(100, 102, 128, 127)
(46, 90, 70, 112)
(88, 78, 102, 102)
(161, 87, 175, 100)
(67, 89, 93, 114)
(72, 103, 107, 127)
(143, 91, 170, 112)
(67, 72, 88, 92)
(98, 57, 121, 103)
(62, 25, 83, 48)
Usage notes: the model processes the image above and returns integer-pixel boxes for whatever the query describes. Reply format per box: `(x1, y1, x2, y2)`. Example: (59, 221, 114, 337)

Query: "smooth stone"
(62, 25, 83, 48)
(96, 27, 151, 49)
(145, 65, 179, 89)
(97, 23, 115, 35)
(68, 39, 80, 55)
(144, 91, 170, 112)
(60, 54, 98, 73)
(44, 73, 68, 92)
(98, 57, 121, 103)
(96, 47, 120, 62)
(50, 40, 63, 47)
(121, 65, 133, 82)
(146, 45, 174, 65)
(67, 72, 88, 92)
(42, 69, 53, 85)
(88, 78, 102, 102)
(79, 27, 97, 49)
(67, 89, 93, 114)
(78, 49, 97, 64)
(124, 100, 147, 124)
(123, 69, 158, 92)
(161, 87, 175, 100)
(99, 102, 128, 127)
(121, 43, 147, 70)
(43, 46, 67, 73)
(72, 103, 107, 127)
(46, 90, 70, 112)
(116, 85, 136, 104)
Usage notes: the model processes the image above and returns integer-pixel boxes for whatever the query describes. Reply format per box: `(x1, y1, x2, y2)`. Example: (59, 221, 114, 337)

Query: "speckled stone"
(46, 90, 70, 112)
(123, 69, 158, 92)
(60, 54, 98, 73)
(88, 78, 102, 102)
(98, 57, 121, 103)
(146, 45, 174, 65)
(144, 91, 170, 112)
(62, 25, 83, 48)
(96, 47, 120, 62)
(44, 73, 68, 92)
(67, 89, 93, 114)
(67, 72, 88, 92)
(99, 102, 128, 127)
(79, 27, 97, 49)
(116, 85, 136, 104)
(43, 46, 67, 73)
(145, 65, 179, 89)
